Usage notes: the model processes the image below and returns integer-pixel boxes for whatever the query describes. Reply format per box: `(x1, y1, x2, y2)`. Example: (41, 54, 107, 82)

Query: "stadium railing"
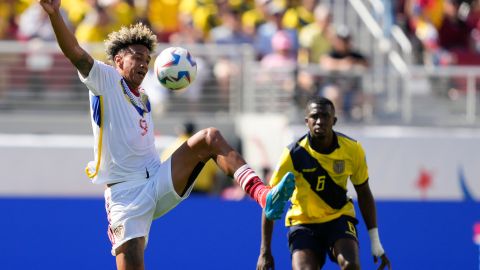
(0, 40, 479, 127)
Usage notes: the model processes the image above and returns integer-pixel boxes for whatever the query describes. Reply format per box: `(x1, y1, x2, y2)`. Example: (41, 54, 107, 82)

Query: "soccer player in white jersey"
(39, 0, 295, 269)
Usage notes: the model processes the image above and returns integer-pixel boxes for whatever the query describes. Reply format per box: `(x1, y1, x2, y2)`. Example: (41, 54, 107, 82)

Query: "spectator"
(433, 1, 480, 97)
(75, 0, 136, 45)
(17, 2, 72, 41)
(404, 0, 445, 64)
(169, 13, 204, 44)
(407, 0, 476, 97)
(241, 0, 271, 38)
(208, 7, 253, 44)
(209, 7, 253, 109)
(294, 3, 333, 109)
(60, 0, 92, 28)
(254, 0, 298, 60)
(146, 0, 181, 42)
(320, 25, 369, 121)
(406, 0, 444, 29)
(16, 2, 75, 98)
(469, 0, 480, 53)
(75, 0, 118, 44)
(259, 30, 297, 96)
(109, 0, 137, 28)
(298, 3, 333, 64)
(0, 0, 29, 100)
(260, 30, 296, 69)
(0, 0, 30, 40)
(282, 0, 316, 30)
(438, 0, 472, 55)
(179, 0, 220, 39)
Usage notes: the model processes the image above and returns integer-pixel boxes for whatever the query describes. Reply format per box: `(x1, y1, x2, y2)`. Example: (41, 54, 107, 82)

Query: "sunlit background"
(1, 0, 480, 269)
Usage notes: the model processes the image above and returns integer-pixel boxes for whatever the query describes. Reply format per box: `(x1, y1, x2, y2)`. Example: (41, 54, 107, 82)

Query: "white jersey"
(79, 60, 160, 185)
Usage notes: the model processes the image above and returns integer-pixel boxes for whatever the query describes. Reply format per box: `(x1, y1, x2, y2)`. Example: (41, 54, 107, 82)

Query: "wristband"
(368, 228, 385, 257)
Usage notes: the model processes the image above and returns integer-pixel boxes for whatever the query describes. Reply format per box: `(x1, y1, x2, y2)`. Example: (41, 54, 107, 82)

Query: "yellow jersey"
(282, 5, 314, 30)
(269, 132, 368, 226)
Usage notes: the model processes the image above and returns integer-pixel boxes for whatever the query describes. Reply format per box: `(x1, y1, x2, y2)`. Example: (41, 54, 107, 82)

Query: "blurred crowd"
(2, 0, 480, 118)
(2, 0, 479, 196)
(1, 0, 326, 48)
(391, 0, 480, 99)
(3, 0, 479, 65)
(396, 0, 480, 66)
(0, 0, 372, 120)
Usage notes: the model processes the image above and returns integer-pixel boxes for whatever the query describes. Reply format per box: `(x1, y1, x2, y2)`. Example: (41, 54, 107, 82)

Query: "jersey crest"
(333, 160, 345, 174)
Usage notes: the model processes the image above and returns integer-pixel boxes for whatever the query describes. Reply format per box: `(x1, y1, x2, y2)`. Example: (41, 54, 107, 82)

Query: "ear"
(114, 54, 123, 68)
(333, 116, 337, 126)
(304, 117, 308, 125)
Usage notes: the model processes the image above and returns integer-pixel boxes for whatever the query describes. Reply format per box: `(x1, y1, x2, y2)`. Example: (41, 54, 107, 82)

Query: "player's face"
(305, 102, 336, 139)
(116, 44, 151, 88)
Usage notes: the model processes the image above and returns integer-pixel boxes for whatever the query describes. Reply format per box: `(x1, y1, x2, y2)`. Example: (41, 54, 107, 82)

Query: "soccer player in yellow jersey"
(257, 97, 391, 270)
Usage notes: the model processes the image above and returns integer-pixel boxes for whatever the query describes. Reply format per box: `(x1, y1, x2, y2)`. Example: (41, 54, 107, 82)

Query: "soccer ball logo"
(154, 47, 197, 91)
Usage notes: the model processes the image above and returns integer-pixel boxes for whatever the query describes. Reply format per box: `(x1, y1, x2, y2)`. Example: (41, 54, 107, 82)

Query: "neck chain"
(120, 78, 150, 116)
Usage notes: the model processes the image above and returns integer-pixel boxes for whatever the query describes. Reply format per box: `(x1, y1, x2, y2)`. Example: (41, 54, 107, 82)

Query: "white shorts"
(104, 157, 194, 255)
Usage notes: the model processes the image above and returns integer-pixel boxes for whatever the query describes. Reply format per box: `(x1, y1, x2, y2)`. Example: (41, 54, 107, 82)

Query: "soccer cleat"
(265, 172, 295, 220)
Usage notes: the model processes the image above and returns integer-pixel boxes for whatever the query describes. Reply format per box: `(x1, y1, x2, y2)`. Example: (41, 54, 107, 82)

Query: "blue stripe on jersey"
(146, 98, 151, 112)
(287, 134, 307, 150)
(91, 95, 102, 127)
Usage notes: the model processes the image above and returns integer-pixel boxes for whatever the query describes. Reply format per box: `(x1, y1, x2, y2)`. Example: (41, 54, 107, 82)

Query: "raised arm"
(354, 181, 391, 270)
(257, 211, 275, 270)
(39, 0, 94, 77)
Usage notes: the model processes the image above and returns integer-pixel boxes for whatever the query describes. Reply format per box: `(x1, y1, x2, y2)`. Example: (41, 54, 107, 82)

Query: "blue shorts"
(287, 215, 359, 265)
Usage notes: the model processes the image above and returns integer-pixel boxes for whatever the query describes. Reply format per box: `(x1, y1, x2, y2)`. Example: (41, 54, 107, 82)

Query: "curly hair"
(104, 22, 157, 62)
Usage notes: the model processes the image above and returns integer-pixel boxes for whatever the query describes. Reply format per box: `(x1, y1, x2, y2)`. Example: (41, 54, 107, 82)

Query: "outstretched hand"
(38, 0, 61, 15)
(373, 253, 391, 270)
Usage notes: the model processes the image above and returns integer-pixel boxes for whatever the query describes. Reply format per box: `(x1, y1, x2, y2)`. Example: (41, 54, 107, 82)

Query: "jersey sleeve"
(350, 141, 369, 185)
(269, 147, 295, 186)
(78, 59, 117, 96)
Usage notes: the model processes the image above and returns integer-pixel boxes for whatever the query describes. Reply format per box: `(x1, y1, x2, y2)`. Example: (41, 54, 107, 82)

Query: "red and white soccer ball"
(154, 46, 197, 91)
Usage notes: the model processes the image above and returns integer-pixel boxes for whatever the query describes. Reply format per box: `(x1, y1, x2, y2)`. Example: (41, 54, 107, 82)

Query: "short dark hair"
(305, 96, 335, 114)
(104, 22, 157, 62)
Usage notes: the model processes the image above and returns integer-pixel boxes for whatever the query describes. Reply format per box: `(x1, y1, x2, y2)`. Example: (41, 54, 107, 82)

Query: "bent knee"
(190, 127, 229, 160)
(202, 127, 222, 146)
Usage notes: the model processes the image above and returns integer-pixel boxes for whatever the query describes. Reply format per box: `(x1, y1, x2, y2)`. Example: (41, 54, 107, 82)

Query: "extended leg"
(170, 127, 294, 219)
